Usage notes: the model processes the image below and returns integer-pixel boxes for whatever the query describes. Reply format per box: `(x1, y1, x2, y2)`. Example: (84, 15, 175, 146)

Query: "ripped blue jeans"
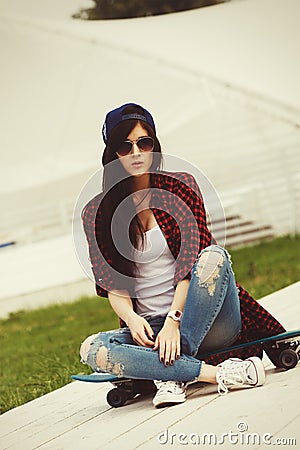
(80, 245, 241, 382)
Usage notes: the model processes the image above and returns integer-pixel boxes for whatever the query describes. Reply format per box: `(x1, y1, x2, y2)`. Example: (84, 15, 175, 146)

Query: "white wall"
(0, 0, 299, 240)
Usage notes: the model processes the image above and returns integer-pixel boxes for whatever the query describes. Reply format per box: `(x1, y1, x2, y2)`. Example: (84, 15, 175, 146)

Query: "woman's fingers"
(158, 339, 179, 366)
(133, 328, 154, 347)
(169, 341, 178, 365)
(153, 336, 159, 351)
(160, 343, 166, 365)
(175, 338, 181, 360)
(130, 317, 155, 347)
(144, 321, 155, 342)
(154, 328, 181, 365)
(142, 322, 155, 347)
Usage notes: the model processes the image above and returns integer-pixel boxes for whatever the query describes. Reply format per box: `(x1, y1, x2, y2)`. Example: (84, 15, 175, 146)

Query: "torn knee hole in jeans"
(80, 334, 98, 363)
(96, 346, 124, 377)
(196, 251, 224, 296)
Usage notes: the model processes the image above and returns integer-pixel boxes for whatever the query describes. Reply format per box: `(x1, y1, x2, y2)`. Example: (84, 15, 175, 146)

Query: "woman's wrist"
(165, 316, 180, 327)
(124, 309, 138, 326)
(167, 309, 183, 322)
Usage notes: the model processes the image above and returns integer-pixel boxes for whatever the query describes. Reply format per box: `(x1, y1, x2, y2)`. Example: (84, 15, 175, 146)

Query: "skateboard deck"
(71, 373, 119, 383)
(71, 329, 300, 407)
(198, 329, 300, 361)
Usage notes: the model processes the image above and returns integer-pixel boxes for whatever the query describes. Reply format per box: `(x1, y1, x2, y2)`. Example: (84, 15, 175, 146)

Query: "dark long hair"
(97, 105, 163, 291)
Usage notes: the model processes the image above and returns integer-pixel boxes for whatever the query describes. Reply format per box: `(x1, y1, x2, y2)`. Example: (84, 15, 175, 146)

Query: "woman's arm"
(108, 290, 155, 348)
(169, 278, 190, 312)
(153, 279, 190, 366)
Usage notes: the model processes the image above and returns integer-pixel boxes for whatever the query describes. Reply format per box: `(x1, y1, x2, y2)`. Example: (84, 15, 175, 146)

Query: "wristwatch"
(167, 310, 183, 322)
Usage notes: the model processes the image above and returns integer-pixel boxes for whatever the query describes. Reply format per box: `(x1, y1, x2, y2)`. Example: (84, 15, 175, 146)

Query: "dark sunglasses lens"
(117, 141, 132, 156)
(138, 137, 154, 152)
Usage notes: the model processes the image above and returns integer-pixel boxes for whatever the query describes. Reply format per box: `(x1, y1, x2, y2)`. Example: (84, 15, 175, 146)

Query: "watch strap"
(167, 310, 183, 322)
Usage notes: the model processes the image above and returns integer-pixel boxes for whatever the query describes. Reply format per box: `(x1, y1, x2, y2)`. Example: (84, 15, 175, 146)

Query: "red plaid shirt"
(82, 171, 285, 366)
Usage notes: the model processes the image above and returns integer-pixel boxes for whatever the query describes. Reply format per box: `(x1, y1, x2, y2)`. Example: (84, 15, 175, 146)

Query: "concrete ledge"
(0, 278, 95, 319)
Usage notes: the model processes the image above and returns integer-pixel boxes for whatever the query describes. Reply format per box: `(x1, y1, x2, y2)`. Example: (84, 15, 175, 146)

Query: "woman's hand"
(153, 318, 181, 366)
(126, 312, 155, 348)
(108, 291, 155, 348)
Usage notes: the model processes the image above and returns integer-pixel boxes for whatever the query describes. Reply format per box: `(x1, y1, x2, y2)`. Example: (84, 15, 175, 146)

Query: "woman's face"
(116, 123, 154, 177)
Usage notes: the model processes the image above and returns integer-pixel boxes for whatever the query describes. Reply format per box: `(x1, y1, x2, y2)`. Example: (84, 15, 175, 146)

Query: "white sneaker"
(153, 381, 186, 408)
(216, 357, 266, 395)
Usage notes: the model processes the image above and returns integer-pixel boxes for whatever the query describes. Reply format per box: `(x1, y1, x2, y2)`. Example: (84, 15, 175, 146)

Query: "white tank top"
(133, 225, 175, 318)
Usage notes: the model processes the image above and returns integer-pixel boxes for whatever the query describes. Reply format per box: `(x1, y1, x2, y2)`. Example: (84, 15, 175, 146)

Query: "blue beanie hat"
(102, 103, 156, 144)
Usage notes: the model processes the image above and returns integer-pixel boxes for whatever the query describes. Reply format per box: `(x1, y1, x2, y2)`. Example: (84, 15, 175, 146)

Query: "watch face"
(168, 310, 182, 321)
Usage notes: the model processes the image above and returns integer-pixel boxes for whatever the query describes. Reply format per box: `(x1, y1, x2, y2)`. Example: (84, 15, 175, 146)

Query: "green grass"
(0, 297, 119, 414)
(0, 235, 299, 414)
(228, 235, 300, 299)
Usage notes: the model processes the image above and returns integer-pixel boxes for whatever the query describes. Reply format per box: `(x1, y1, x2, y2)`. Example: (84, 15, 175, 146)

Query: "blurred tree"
(73, 0, 228, 20)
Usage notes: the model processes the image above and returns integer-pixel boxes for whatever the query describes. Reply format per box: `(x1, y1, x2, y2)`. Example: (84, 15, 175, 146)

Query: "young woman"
(80, 103, 285, 407)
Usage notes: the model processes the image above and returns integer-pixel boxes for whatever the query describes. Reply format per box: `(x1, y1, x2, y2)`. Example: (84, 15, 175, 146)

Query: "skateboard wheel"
(279, 349, 298, 369)
(106, 388, 128, 407)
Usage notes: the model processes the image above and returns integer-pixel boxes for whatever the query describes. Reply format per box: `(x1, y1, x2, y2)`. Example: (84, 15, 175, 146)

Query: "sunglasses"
(116, 136, 154, 157)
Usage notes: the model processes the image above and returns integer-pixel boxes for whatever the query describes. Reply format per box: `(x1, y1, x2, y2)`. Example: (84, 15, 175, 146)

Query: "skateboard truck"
(270, 335, 300, 369)
(107, 379, 156, 407)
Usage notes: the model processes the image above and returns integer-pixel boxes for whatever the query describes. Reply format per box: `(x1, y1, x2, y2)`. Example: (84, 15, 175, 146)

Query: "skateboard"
(198, 329, 300, 367)
(71, 329, 300, 407)
(71, 372, 156, 407)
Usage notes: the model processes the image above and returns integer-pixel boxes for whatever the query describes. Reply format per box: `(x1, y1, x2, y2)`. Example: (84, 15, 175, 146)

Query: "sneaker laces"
(216, 360, 251, 395)
(155, 381, 185, 394)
